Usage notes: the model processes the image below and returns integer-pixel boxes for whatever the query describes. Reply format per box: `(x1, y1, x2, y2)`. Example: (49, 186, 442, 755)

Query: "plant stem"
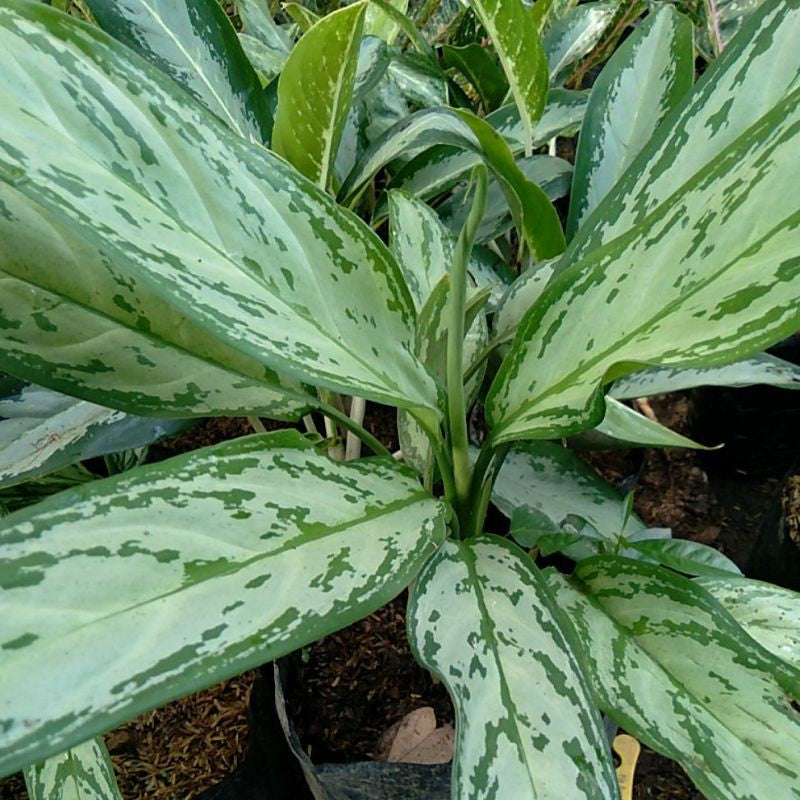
(318, 389, 346, 460)
(247, 416, 267, 434)
(318, 399, 391, 459)
(345, 397, 367, 460)
(705, 0, 725, 55)
(447, 164, 488, 523)
(463, 442, 511, 539)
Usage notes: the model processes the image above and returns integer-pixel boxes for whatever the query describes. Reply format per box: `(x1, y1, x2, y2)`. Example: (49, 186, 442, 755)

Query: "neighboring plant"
(1, 0, 799, 799)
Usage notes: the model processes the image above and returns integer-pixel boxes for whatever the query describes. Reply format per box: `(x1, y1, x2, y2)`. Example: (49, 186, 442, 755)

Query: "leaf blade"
(273, 2, 367, 188)
(0, 431, 447, 777)
(407, 536, 619, 800)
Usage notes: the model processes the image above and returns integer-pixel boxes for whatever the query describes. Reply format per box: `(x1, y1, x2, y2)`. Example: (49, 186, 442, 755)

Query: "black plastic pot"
(197, 663, 451, 800)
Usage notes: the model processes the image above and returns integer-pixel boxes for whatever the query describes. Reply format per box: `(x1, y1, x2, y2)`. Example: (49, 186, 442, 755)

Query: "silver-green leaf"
(0, 430, 447, 777)
(695, 576, 800, 669)
(546, 558, 800, 799)
(487, 0, 800, 443)
(566, 6, 694, 238)
(465, 0, 549, 154)
(85, 0, 273, 143)
(0, 1, 439, 414)
(24, 738, 122, 800)
(408, 536, 619, 799)
(0, 383, 190, 488)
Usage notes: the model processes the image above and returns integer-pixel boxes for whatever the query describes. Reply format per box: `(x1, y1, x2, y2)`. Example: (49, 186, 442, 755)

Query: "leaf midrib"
(494, 88, 800, 433)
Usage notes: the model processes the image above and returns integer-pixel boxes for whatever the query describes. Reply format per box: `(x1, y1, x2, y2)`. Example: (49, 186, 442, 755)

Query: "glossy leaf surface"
(24, 738, 121, 800)
(0, 2, 438, 414)
(85, 0, 273, 142)
(696, 576, 800, 668)
(594, 397, 712, 450)
(610, 353, 800, 399)
(341, 108, 565, 258)
(546, 559, 800, 799)
(440, 43, 508, 111)
(542, 1, 616, 85)
(492, 441, 645, 543)
(488, 1, 800, 443)
(0, 189, 312, 420)
(567, 0, 800, 260)
(465, 0, 549, 154)
(273, 3, 367, 188)
(0, 384, 190, 488)
(408, 536, 619, 800)
(567, 6, 693, 237)
(439, 154, 572, 243)
(379, 89, 586, 210)
(0, 431, 447, 777)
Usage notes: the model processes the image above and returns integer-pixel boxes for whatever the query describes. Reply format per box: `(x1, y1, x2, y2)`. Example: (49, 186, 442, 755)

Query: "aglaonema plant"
(1, 0, 800, 798)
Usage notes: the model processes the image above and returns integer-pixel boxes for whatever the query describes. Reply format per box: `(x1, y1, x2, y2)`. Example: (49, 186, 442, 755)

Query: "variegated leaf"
(492, 441, 646, 556)
(407, 536, 619, 800)
(487, 2, 800, 443)
(340, 108, 565, 259)
(439, 154, 572, 243)
(398, 277, 488, 483)
(283, 2, 320, 34)
(0, 2, 438, 415)
(542, 2, 617, 86)
(273, 3, 367, 189)
(388, 189, 498, 313)
(0, 430, 447, 777)
(465, 0, 550, 155)
(568, 0, 800, 260)
(0, 188, 312, 420)
(492, 258, 558, 344)
(237, 0, 292, 62)
(85, 0, 273, 143)
(386, 52, 448, 108)
(24, 738, 121, 800)
(546, 559, 800, 799)
(706, 0, 769, 53)
(695, 576, 800, 668)
(364, 0, 407, 44)
(567, 6, 693, 238)
(0, 383, 190, 488)
(376, 89, 586, 213)
(610, 353, 800, 399)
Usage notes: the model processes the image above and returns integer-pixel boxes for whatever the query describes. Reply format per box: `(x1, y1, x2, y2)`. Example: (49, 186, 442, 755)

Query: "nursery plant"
(1, 0, 800, 798)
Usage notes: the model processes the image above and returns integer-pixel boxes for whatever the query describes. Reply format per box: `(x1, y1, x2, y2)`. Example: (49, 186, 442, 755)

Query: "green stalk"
(463, 442, 511, 539)
(317, 399, 390, 459)
(447, 164, 488, 524)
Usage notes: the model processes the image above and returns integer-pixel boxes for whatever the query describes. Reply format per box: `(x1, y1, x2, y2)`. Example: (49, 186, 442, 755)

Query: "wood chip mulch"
(0, 673, 255, 800)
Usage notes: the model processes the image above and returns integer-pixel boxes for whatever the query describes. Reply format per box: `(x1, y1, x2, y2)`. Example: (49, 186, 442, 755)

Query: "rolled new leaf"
(0, 1, 438, 415)
(408, 535, 620, 800)
(0, 430, 447, 777)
